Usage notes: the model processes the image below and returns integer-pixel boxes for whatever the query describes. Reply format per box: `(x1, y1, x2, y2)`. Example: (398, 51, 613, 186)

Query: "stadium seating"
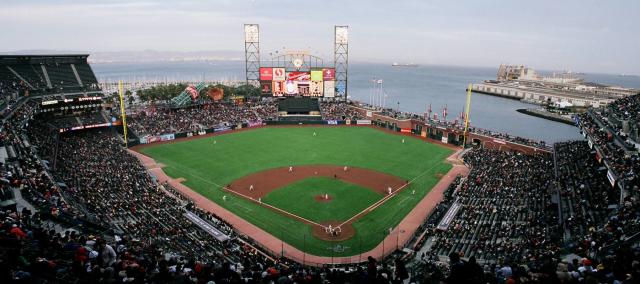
(1, 62, 639, 282)
(428, 149, 560, 263)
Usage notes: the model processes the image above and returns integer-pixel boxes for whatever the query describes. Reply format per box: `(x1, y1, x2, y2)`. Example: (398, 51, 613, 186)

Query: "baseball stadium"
(1, 22, 639, 284)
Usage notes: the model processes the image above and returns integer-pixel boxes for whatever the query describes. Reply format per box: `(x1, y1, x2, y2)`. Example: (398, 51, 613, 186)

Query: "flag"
(442, 105, 448, 120)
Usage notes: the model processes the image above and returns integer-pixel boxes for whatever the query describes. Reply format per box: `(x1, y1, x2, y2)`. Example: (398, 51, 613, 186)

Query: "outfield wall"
(129, 113, 550, 154)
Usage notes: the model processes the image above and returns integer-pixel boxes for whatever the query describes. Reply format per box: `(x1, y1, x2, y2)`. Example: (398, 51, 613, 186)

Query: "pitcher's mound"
(314, 195, 333, 202)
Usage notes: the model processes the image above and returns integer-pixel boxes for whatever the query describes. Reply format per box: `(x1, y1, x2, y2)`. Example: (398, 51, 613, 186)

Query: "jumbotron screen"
(259, 67, 336, 97)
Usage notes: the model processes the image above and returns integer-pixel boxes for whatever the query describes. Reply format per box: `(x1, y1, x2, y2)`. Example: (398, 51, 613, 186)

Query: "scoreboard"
(259, 67, 336, 97)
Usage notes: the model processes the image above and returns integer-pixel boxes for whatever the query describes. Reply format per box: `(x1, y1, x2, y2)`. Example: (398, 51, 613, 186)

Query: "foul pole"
(118, 81, 129, 147)
(462, 83, 472, 147)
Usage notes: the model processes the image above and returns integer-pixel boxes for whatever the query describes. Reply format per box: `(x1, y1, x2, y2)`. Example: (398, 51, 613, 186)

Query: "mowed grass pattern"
(262, 177, 384, 223)
(140, 127, 453, 256)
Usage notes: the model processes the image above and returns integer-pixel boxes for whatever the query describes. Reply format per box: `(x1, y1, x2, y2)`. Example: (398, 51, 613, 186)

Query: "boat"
(392, 62, 418, 67)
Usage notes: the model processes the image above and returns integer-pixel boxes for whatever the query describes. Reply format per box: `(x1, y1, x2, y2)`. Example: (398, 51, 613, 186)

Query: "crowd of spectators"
(350, 101, 550, 150)
(554, 141, 618, 244)
(0, 80, 30, 117)
(428, 149, 560, 264)
(319, 101, 365, 120)
(415, 147, 639, 283)
(2, 92, 640, 283)
(128, 101, 277, 137)
(578, 95, 639, 193)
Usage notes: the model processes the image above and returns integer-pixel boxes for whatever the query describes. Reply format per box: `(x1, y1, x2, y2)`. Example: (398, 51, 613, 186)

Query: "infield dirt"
(225, 165, 407, 241)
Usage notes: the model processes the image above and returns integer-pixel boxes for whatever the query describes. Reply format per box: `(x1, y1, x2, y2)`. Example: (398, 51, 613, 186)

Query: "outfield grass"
(262, 177, 384, 223)
(140, 126, 453, 257)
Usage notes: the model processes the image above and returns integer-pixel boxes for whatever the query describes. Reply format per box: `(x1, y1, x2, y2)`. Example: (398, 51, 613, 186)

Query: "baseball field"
(137, 126, 453, 257)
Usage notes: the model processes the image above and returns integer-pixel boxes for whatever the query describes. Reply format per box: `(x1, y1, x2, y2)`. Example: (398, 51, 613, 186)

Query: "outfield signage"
(401, 128, 411, 133)
(326, 120, 338, 125)
(356, 120, 372, 125)
(441, 136, 448, 143)
(248, 121, 264, 128)
(214, 126, 231, 132)
(160, 134, 175, 141)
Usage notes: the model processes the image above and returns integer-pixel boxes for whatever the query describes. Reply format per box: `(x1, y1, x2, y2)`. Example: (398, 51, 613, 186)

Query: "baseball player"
(343, 166, 348, 172)
(402, 138, 405, 144)
(289, 166, 293, 173)
(249, 184, 254, 191)
(222, 195, 227, 201)
(388, 187, 392, 195)
(313, 131, 317, 136)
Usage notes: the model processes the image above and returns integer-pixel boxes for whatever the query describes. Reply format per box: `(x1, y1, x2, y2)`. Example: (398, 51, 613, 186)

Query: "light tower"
(244, 24, 260, 86)
(334, 26, 349, 101)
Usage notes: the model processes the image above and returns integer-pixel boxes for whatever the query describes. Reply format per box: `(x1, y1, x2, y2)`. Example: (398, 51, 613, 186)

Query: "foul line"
(224, 187, 326, 228)
(337, 161, 446, 228)
(159, 164, 329, 229)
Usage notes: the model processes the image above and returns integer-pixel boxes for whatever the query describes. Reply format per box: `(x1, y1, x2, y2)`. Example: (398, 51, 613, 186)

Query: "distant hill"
(1, 50, 244, 63)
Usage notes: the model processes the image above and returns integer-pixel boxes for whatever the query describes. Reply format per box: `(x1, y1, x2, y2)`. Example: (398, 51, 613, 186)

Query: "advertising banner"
(272, 81, 285, 96)
(198, 130, 207, 136)
(160, 134, 175, 141)
(310, 81, 323, 97)
(345, 120, 351, 125)
(260, 82, 272, 95)
(285, 81, 298, 95)
(287, 72, 311, 81)
(327, 120, 338, 125)
(356, 120, 372, 125)
(401, 128, 411, 133)
(311, 70, 323, 81)
(441, 136, 449, 143)
(214, 126, 231, 133)
(139, 137, 148, 144)
(272, 68, 286, 81)
(421, 130, 427, 137)
(259, 68, 273, 81)
(323, 80, 335, 98)
(187, 132, 193, 137)
(606, 170, 616, 187)
(297, 82, 310, 96)
(248, 121, 264, 128)
(323, 68, 336, 81)
(148, 136, 161, 143)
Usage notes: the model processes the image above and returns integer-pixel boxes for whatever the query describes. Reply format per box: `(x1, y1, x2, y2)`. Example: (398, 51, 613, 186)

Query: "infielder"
(249, 184, 254, 191)
(388, 186, 392, 195)
(289, 166, 293, 173)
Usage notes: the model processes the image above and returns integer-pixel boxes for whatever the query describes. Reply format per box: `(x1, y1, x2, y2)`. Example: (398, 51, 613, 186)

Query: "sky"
(1, 0, 638, 74)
